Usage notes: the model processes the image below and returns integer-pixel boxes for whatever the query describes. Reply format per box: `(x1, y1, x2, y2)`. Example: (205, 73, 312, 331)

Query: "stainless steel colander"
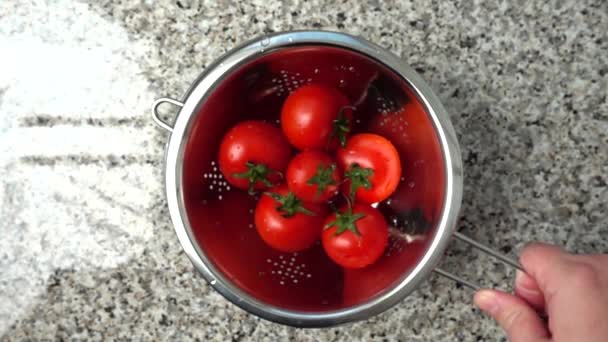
(151, 31, 520, 327)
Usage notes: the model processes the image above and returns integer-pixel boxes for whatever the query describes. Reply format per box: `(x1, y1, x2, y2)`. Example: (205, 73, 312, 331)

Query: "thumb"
(474, 289, 550, 342)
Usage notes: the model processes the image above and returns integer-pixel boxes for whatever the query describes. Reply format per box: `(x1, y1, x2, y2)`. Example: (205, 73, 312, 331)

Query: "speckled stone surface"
(1, 0, 606, 341)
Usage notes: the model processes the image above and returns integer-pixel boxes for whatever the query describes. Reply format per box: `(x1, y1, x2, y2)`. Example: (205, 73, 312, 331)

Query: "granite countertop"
(1, 0, 606, 340)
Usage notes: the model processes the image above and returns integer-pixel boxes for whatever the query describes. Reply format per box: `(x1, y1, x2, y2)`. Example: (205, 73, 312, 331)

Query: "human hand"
(474, 243, 608, 342)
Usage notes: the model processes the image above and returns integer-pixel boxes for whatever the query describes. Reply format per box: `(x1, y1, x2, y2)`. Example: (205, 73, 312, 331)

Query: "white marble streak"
(0, 0, 158, 333)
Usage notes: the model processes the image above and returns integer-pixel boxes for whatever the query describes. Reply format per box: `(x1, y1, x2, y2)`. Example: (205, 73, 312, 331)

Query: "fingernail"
(515, 271, 541, 295)
(515, 270, 532, 287)
(474, 290, 499, 315)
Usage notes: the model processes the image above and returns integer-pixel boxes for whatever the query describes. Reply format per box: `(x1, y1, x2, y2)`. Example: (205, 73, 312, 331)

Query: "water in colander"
(182, 46, 446, 311)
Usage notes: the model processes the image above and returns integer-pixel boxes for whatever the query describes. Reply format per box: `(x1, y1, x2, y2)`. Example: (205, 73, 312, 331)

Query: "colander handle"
(433, 232, 523, 291)
(152, 97, 184, 132)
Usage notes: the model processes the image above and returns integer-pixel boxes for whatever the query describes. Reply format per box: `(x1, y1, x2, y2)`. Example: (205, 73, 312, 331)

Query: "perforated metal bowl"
(152, 31, 519, 327)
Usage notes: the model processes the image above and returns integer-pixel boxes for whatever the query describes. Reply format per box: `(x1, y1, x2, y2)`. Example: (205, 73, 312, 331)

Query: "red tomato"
(255, 185, 326, 253)
(286, 151, 341, 204)
(218, 121, 291, 193)
(369, 102, 446, 222)
(322, 204, 388, 269)
(336, 133, 401, 204)
(281, 84, 353, 151)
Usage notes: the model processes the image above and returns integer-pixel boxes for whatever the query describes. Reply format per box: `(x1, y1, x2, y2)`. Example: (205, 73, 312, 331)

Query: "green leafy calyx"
(324, 207, 365, 236)
(344, 163, 374, 201)
(266, 191, 315, 218)
(307, 163, 337, 198)
(233, 161, 277, 194)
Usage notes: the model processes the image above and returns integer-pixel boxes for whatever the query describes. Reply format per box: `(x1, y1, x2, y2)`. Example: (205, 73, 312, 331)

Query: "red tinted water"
(182, 46, 446, 311)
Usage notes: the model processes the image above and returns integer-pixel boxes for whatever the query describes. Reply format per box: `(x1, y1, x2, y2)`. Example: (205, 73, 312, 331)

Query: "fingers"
(518, 243, 608, 341)
(514, 270, 545, 310)
(519, 243, 572, 301)
(475, 289, 550, 342)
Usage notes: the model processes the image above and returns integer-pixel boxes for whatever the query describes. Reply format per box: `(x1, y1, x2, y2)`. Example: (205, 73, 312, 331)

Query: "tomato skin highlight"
(218, 121, 292, 192)
(336, 133, 401, 204)
(281, 84, 353, 151)
(255, 185, 326, 253)
(322, 204, 388, 269)
(286, 151, 341, 204)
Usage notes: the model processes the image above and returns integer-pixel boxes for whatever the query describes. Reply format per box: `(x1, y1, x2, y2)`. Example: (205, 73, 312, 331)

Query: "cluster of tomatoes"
(218, 84, 401, 269)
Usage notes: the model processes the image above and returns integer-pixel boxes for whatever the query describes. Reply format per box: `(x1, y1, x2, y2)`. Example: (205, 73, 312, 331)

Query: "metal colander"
(152, 31, 520, 327)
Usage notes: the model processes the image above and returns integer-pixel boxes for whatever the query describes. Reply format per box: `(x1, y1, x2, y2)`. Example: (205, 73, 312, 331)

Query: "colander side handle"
(433, 232, 523, 291)
(152, 97, 184, 132)
(453, 232, 523, 270)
